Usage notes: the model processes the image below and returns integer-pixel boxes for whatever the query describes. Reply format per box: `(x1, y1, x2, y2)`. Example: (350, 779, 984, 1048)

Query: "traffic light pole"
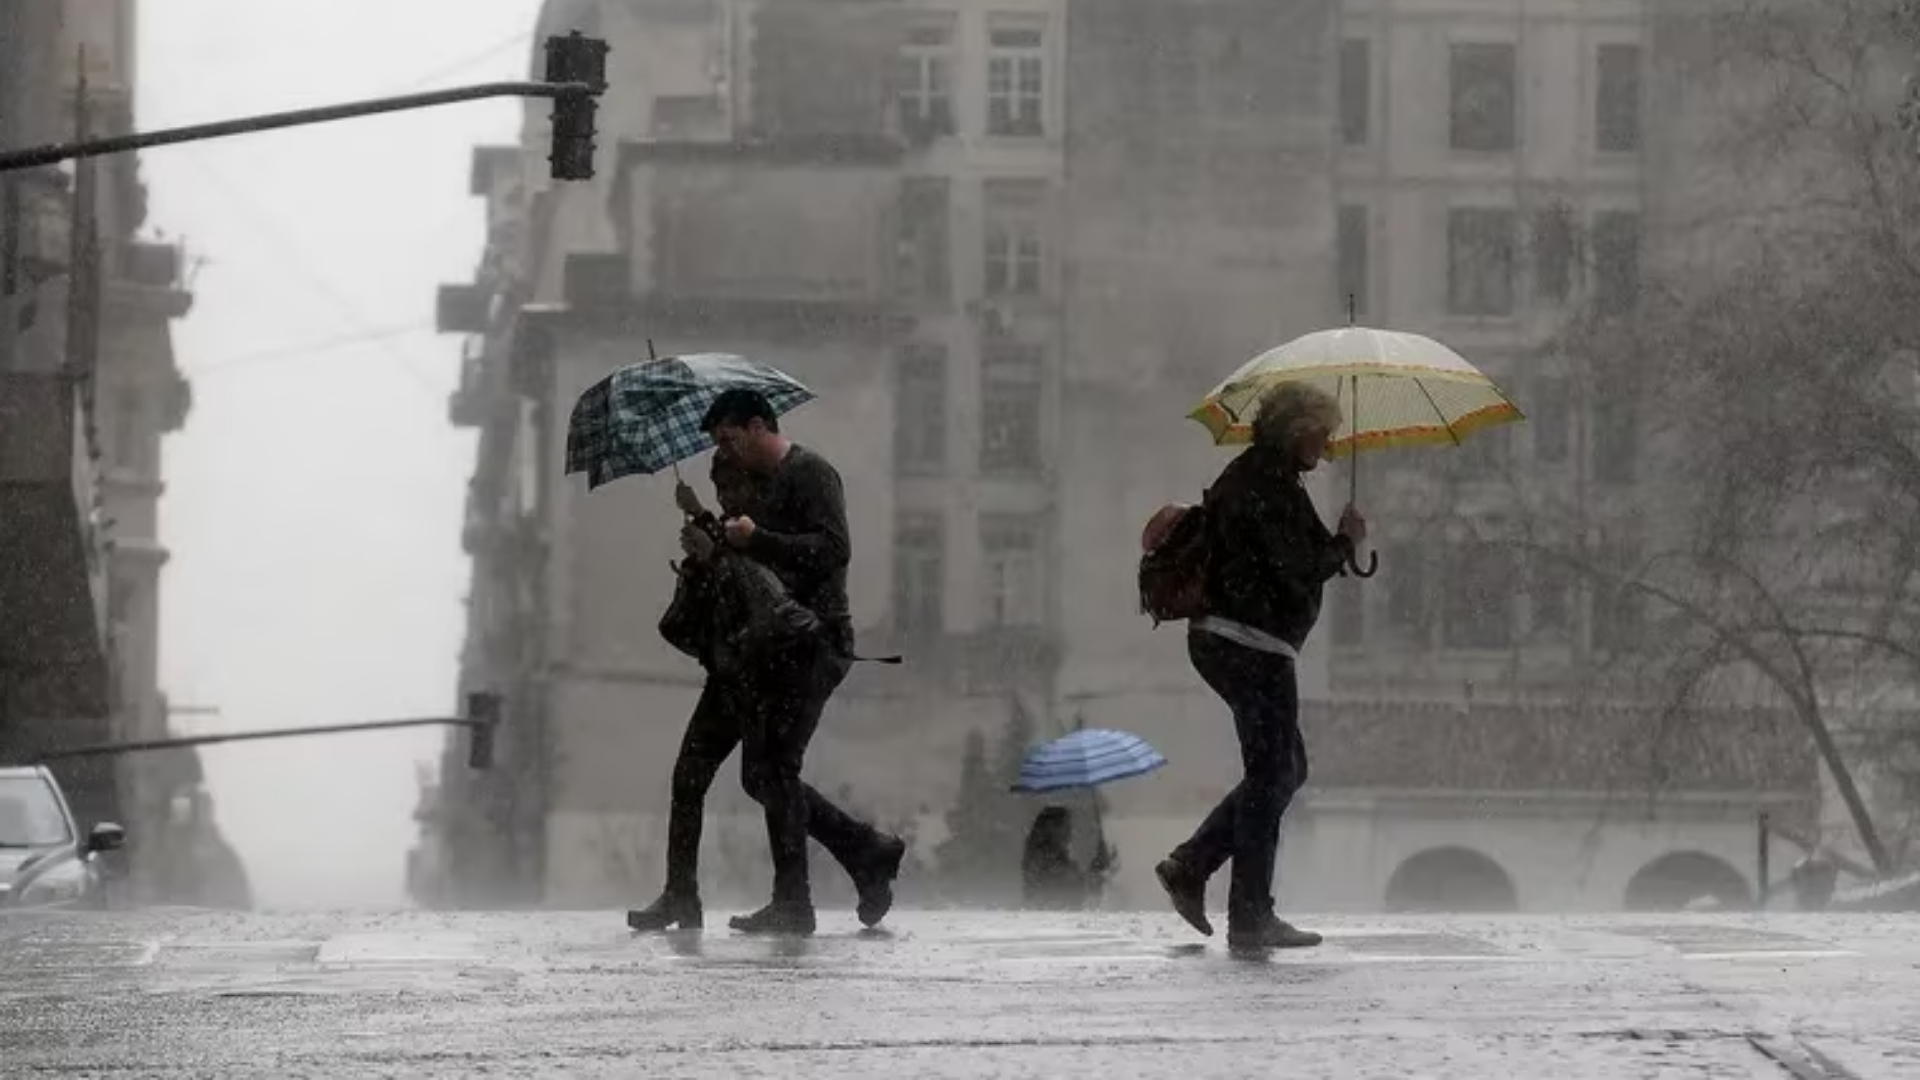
(0, 80, 595, 175)
(32, 693, 505, 770)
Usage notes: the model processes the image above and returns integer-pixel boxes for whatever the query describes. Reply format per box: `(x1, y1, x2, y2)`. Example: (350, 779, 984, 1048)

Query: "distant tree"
(1466, 0, 1920, 873)
(934, 695, 1044, 903)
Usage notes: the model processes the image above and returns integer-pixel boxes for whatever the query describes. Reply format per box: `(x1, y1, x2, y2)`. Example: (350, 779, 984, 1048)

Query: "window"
(1532, 205, 1575, 303)
(1529, 553, 1571, 636)
(980, 343, 1044, 474)
(1340, 38, 1371, 146)
(1590, 210, 1641, 316)
(1329, 578, 1365, 646)
(1591, 385, 1637, 484)
(1596, 44, 1642, 153)
(983, 180, 1046, 297)
(1338, 205, 1369, 320)
(987, 20, 1046, 137)
(1450, 43, 1517, 152)
(896, 177, 951, 302)
(1447, 208, 1516, 316)
(894, 343, 947, 474)
(1532, 376, 1569, 465)
(980, 514, 1045, 628)
(891, 22, 956, 141)
(0, 775, 72, 846)
(1442, 542, 1514, 649)
(893, 513, 945, 636)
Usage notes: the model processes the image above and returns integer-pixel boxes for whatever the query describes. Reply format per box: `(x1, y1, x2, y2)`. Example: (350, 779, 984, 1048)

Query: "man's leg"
(628, 684, 739, 931)
(796, 768, 906, 928)
(732, 647, 859, 932)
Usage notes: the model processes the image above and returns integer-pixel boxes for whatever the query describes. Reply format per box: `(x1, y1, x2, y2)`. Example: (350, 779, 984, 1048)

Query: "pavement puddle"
(314, 930, 483, 967)
(1608, 924, 1853, 959)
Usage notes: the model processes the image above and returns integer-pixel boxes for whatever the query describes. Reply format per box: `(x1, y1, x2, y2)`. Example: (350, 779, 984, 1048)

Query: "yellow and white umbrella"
(1189, 325, 1524, 575)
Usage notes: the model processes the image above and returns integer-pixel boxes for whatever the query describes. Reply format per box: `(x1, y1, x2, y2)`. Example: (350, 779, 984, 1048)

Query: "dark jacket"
(742, 444, 853, 640)
(1200, 445, 1353, 651)
(661, 513, 824, 674)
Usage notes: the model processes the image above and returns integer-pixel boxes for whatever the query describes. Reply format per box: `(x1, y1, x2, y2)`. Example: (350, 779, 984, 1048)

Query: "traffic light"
(545, 31, 609, 181)
(466, 691, 503, 770)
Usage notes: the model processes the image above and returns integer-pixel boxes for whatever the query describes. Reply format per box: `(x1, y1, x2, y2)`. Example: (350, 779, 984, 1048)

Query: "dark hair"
(700, 388, 779, 435)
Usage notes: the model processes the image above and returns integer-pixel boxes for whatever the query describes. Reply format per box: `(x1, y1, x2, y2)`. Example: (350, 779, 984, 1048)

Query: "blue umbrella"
(1012, 729, 1167, 794)
(565, 352, 816, 490)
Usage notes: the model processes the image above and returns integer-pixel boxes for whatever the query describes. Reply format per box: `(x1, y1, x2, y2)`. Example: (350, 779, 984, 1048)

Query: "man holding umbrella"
(570, 358, 905, 936)
(1154, 382, 1363, 950)
(693, 388, 905, 935)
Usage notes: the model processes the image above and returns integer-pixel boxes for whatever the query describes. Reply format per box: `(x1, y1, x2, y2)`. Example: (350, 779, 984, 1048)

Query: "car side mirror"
(87, 822, 126, 853)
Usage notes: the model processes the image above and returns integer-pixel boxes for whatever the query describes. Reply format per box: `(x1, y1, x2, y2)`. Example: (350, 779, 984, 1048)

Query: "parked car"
(0, 765, 125, 909)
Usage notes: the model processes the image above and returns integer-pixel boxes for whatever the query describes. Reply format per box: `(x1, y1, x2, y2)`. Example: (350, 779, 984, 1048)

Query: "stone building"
(0, 0, 248, 907)
(415, 0, 1816, 913)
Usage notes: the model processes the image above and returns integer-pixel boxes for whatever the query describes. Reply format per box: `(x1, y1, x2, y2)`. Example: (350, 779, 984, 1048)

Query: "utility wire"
(187, 321, 436, 376)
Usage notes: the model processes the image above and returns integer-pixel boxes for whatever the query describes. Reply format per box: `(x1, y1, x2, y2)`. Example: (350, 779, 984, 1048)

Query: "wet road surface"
(2, 908, 1917, 1077)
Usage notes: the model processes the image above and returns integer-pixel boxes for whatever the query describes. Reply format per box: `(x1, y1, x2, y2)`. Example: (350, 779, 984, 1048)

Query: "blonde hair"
(1251, 382, 1343, 451)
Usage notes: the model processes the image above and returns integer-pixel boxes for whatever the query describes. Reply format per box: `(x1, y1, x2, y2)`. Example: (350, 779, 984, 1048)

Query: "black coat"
(1200, 445, 1353, 651)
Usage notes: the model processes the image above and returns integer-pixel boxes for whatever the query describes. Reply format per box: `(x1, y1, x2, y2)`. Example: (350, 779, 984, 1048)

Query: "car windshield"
(0, 776, 72, 847)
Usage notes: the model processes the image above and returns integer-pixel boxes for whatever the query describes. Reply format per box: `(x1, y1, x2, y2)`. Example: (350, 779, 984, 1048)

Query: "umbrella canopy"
(1012, 729, 1168, 794)
(1188, 326, 1522, 458)
(565, 353, 816, 489)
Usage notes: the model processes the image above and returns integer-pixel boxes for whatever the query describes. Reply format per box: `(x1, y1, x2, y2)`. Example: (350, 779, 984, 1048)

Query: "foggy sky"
(137, 1, 534, 906)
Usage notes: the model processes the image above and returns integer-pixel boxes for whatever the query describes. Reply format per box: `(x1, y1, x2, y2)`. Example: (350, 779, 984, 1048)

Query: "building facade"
(416, 0, 1815, 913)
(0, 1, 248, 907)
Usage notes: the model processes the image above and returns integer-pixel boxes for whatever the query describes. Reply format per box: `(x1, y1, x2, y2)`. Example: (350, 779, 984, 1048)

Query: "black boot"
(1156, 858, 1213, 937)
(729, 901, 817, 936)
(853, 834, 907, 928)
(1226, 915, 1321, 950)
(627, 891, 703, 932)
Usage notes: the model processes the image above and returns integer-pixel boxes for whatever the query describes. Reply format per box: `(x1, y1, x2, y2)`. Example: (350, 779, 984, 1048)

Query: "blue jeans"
(1169, 630, 1308, 928)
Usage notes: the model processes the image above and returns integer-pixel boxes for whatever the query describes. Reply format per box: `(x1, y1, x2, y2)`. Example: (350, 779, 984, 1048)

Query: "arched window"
(1623, 852, 1750, 911)
(1384, 846, 1519, 912)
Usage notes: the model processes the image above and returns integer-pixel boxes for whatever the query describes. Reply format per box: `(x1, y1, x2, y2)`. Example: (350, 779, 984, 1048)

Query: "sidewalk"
(3, 908, 1917, 1077)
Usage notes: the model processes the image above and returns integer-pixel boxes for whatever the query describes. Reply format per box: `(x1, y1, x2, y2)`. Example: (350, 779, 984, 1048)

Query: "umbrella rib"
(1412, 379, 1462, 447)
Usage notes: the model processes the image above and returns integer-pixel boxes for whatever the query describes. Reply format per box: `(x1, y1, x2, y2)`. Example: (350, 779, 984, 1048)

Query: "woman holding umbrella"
(1153, 382, 1362, 950)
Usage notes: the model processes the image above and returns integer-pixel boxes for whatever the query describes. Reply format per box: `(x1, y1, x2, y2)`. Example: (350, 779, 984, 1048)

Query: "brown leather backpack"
(1138, 500, 1208, 626)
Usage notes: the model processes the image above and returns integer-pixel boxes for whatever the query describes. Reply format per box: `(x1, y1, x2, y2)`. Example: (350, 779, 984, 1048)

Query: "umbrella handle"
(1347, 549, 1379, 578)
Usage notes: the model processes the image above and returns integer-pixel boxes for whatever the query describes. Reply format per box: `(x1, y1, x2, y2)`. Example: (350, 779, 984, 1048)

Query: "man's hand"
(680, 522, 716, 562)
(1337, 504, 1368, 546)
(724, 515, 757, 549)
(674, 480, 705, 518)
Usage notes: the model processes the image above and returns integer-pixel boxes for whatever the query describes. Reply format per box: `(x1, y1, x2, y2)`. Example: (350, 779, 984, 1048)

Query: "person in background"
(1021, 806, 1114, 911)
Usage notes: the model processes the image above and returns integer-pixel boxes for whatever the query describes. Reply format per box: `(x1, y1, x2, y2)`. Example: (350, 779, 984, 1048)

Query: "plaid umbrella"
(565, 353, 816, 490)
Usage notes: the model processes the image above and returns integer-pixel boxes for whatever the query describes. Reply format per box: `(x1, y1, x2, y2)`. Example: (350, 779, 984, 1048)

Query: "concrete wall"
(1088, 790, 1795, 913)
